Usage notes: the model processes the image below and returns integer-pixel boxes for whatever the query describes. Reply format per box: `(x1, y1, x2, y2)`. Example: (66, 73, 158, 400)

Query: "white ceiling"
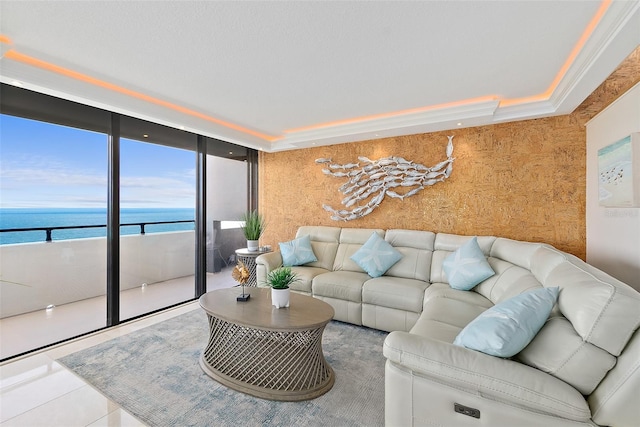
(1, 1, 639, 152)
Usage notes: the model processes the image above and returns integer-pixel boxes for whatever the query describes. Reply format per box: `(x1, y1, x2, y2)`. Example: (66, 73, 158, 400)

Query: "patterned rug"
(58, 309, 387, 426)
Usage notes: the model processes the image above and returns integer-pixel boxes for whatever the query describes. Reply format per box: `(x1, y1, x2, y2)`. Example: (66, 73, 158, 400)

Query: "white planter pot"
(247, 240, 259, 251)
(271, 288, 290, 309)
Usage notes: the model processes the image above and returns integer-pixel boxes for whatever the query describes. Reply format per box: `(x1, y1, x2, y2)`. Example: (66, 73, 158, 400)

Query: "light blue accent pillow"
(443, 236, 495, 290)
(350, 232, 402, 278)
(279, 235, 318, 267)
(453, 286, 560, 358)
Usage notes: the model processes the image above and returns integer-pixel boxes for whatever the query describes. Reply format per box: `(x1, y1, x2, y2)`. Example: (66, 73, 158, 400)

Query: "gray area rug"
(58, 309, 387, 427)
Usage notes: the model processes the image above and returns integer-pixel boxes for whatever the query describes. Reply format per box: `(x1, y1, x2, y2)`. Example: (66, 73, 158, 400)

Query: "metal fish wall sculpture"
(315, 136, 455, 221)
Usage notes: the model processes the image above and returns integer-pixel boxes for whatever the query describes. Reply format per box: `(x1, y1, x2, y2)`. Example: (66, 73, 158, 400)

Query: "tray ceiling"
(1, 1, 639, 152)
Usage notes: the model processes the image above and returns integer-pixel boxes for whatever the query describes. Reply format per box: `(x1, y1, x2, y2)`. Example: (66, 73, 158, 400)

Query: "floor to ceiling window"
(0, 89, 111, 359)
(118, 116, 198, 320)
(0, 84, 257, 361)
(205, 141, 249, 290)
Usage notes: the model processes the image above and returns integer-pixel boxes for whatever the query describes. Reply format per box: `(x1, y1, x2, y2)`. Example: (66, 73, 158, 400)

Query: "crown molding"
(269, 99, 500, 151)
(549, 0, 640, 113)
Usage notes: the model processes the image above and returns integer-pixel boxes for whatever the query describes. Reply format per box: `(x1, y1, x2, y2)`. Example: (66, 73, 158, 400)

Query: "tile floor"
(0, 269, 237, 426)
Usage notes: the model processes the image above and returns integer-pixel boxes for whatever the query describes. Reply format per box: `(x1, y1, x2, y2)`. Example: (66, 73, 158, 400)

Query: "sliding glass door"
(0, 87, 111, 358)
(0, 83, 257, 360)
(119, 116, 197, 320)
(205, 142, 249, 292)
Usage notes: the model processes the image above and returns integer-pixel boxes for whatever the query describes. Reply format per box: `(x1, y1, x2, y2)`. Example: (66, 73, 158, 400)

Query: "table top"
(199, 287, 334, 332)
(235, 247, 271, 256)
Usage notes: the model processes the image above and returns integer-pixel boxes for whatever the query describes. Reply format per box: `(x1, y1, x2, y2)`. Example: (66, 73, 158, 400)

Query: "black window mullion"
(107, 113, 120, 326)
(247, 149, 258, 211)
(195, 135, 207, 298)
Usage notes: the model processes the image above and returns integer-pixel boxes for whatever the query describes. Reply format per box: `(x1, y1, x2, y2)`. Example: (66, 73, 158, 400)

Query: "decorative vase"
(247, 239, 259, 251)
(271, 288, 290, 308)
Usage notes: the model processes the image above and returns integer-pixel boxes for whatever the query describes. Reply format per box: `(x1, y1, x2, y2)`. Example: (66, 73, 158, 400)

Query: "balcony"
(0, 229, 243, 360)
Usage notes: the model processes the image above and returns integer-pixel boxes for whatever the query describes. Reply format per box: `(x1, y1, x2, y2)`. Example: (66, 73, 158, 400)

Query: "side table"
(235, 247, 271, 286)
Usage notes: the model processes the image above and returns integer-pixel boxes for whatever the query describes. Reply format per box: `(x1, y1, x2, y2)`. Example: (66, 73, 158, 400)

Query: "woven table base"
(200, 315, 335, 401)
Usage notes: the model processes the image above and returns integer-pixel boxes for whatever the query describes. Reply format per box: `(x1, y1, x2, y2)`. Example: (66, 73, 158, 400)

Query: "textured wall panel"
(259, 47, 640, 260)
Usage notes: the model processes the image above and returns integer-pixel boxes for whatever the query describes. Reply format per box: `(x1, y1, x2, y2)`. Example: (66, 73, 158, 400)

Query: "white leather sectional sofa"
(255, 226, 640, 427)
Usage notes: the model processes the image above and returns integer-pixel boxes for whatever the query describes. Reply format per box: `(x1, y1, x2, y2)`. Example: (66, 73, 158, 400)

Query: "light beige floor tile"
(0, 357, 87, 423)
(1, 384, 119, 427)
(0, 354, 52, 386)
(0, 270, 236, 426)
(42, 332, 120, 360)
(86, 408, 147, 427)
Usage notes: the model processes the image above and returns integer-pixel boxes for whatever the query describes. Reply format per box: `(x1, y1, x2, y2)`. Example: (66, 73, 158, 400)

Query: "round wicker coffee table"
(199, 287, 335, 401)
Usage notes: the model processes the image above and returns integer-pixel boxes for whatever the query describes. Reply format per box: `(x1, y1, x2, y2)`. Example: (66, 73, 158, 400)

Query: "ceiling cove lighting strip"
(284, 95, 501, 134)
(499, 0, 612, 107)
(0, 37, 281, 142)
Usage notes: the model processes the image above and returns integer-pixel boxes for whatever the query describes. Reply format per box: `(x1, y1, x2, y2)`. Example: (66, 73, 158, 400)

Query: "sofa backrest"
(385, 229, 435, 281)
(488, 238, 640, 425)
(529, 246, 640, 357)
(479, 238, 548, 304)
(295, 226, 341, 271)
(333, 228, 384, 273)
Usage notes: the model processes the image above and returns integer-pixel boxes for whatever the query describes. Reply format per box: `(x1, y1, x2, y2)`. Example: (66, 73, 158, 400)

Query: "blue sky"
(0, 114, 196, 208)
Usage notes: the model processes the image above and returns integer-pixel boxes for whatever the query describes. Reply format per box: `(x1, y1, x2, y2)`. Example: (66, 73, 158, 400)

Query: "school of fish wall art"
(315, 136, 455, 221)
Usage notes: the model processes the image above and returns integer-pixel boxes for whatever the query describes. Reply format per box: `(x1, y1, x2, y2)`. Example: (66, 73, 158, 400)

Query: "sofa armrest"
(255, 252, 283, 287)
(383, 331, 590, 421)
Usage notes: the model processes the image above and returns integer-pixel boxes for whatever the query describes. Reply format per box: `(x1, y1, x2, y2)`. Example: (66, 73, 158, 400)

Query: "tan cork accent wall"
(259, 46, 640, 260)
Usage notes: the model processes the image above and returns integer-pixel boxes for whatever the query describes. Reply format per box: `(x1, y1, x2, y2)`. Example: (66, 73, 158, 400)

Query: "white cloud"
(1, 163, 195, 208)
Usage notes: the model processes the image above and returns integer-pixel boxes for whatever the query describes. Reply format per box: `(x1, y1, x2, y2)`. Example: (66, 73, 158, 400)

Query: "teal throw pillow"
(279, 235, 318, 267)
(350, 232, 402, 278)
(443, 236, 495, 290)
(453, 286, 560, 358)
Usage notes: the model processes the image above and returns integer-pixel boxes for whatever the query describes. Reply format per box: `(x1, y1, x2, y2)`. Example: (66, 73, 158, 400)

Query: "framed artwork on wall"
(598, 133, 640, 207)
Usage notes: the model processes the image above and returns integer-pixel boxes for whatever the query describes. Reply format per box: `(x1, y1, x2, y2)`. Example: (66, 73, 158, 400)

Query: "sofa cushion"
(423, 283, 495, 310)
(443, 236, 495, 290)
(411, 288, 492, 342)
(475, 258, 543, 305)
(362, 277, 429, 313)
(351, 232, 402, 278)
(516, 316, 616, 395)
(384, 229, 435, 282)
(279, 235, 318, 266)
(408, 318, 463, 343)
(454, 287, 559, 358)
(295, 226, 341, 271)
(312, 271, 370, 302)
(333, 228, 384, 273)
(421, 297, 491, 331)
(288, 266, 329, 294)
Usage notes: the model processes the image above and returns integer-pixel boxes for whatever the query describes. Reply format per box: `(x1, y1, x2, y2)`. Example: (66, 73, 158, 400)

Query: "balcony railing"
(0, 221, 245, 320)
(0, 220, 195, 243)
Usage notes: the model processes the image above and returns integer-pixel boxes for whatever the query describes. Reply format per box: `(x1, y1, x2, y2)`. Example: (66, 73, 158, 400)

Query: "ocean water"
(0, 208, 195, 245)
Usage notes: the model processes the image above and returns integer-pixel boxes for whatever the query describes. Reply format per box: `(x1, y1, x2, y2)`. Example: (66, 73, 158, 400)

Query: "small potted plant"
(266, 267, 298, 308)
(240, 210, 266, 251)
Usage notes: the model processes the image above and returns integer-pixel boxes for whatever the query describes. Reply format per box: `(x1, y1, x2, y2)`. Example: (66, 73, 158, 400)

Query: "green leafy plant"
(240, 210, 266, 240)
(266, 267, 298, 290)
